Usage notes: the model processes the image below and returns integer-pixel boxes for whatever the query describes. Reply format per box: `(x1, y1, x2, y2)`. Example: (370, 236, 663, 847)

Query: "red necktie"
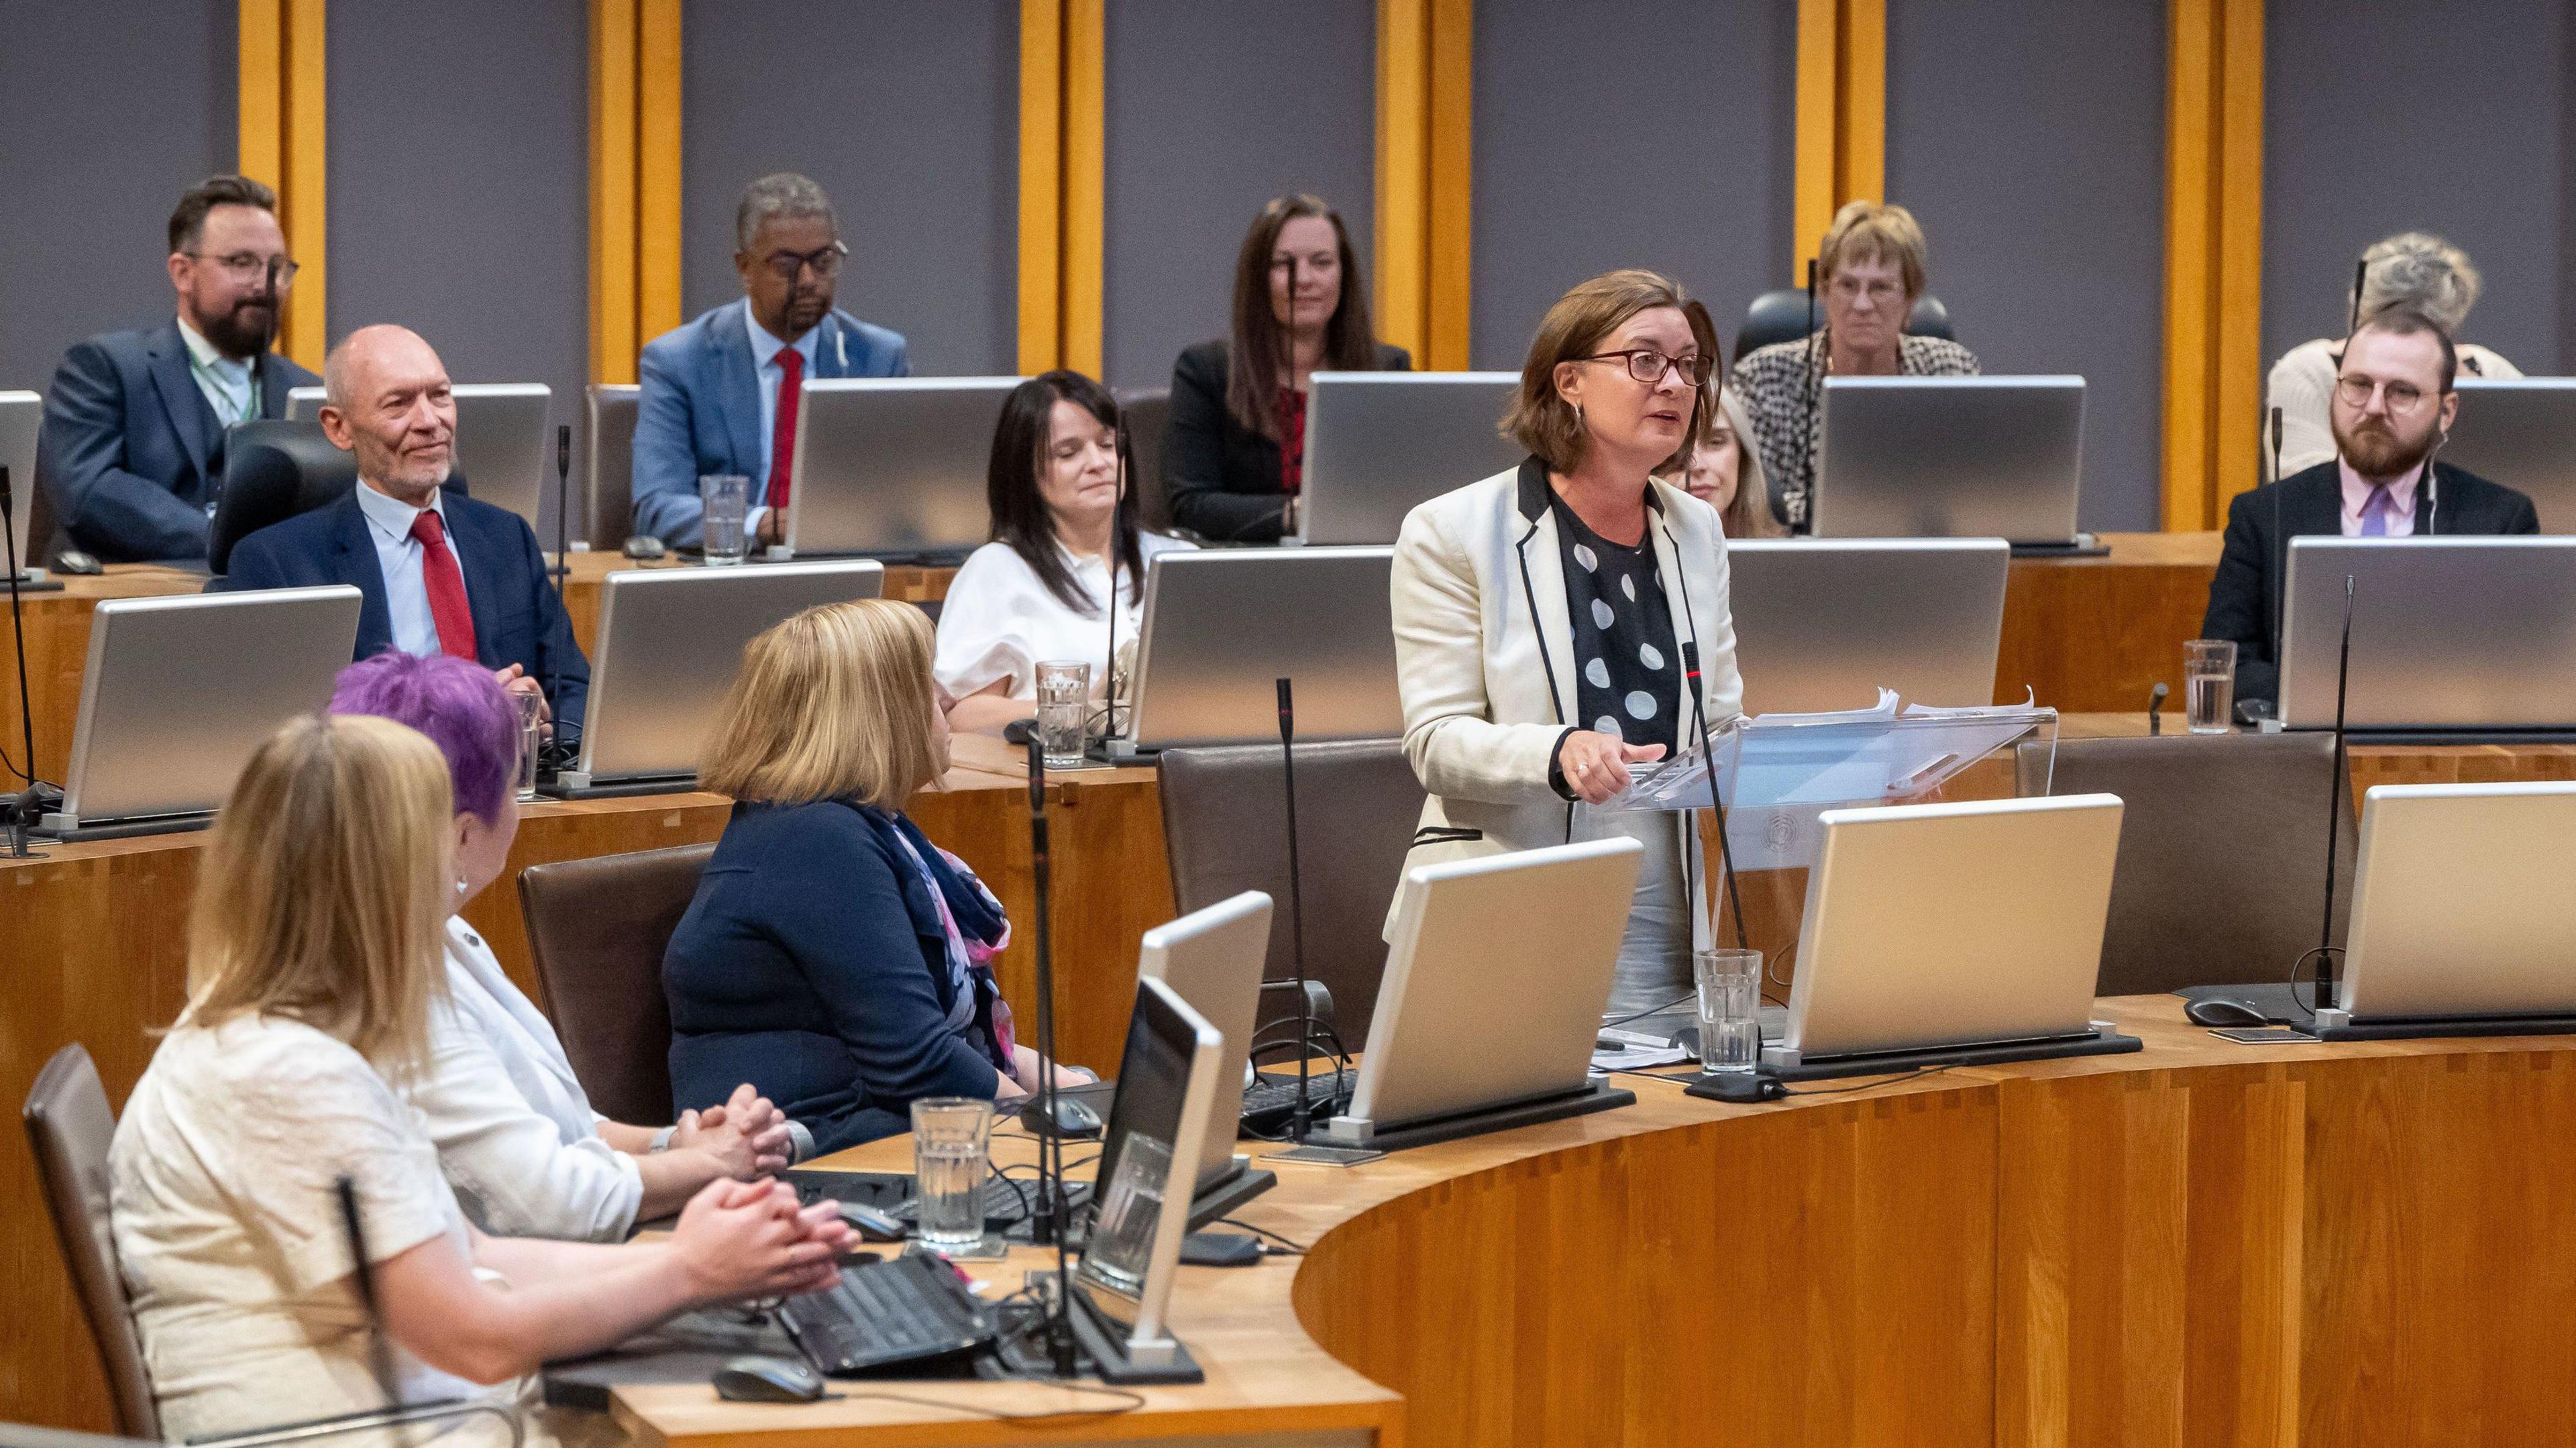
(767, 345, 804, 508)
(407, 508, 478, 661)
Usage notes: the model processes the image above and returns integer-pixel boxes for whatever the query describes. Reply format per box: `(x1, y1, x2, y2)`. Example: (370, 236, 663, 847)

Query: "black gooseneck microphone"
(2269, 406, 2287, 671)
(1098, 427, 1128, 749)
(1680, 642, 1750, 953)
(2146, 681, 2169, 735)
(2310, 573, 2357, 1017)
(2347, 255, 2369, 337)
(2, 467, 53, 858)
(1797, 257, 1821, 531)
(335, 1177, 421, 1448)
(1275, 677, 1317, 1142)
(552, 423, 572, 586)
(1019, 734, 1079, 1374)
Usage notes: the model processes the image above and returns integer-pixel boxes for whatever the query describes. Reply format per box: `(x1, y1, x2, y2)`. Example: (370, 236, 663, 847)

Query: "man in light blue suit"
(631, 173, 908, 547)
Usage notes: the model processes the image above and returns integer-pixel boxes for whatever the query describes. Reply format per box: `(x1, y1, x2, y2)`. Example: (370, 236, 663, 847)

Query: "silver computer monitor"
(1325, 836, 1641, 1147)
(586, 384, 640, 545)
(1, 391, 38, 577)
(1134, 891, 1273, 1203)
(785, 378, 1020, 557)
(2280, 537, 2576, 730)
(1727, 538, 2009, 714)
(1120, 547, 1403, 753)
(2339, 781, 2576, 1021)
(1075, 975, 1225, 1369)
(290, 382, 553, 530)
(566, 561, 885, 791)
(1778, 793, 2123, 1066)
(40, 586, 364, 836)
(1813, 376, 2086, 544)
(2443, 378, 2576, 533)
(1297, 372, 1523, 546)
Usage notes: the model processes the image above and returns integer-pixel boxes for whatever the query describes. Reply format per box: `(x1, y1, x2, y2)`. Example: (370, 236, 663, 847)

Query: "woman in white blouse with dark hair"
(938, 370, 1192, 734)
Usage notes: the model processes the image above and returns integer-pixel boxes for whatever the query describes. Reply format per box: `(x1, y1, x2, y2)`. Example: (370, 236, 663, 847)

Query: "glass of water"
(1034, 659, 1091, 770)
(512, 689, 543, 802)
(1694, 948, 1764, 1074)
(698, 474, 750, 566)
(909, 1097, 992, 1254)
(2184, 639, 2237, 734)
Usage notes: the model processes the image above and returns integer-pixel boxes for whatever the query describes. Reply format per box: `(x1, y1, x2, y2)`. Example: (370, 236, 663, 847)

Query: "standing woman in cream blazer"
(1389, 270, 1745, 1016)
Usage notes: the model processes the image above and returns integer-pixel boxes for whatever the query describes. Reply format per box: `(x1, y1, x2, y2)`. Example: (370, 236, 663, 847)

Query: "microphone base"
(1684, 1070, 1787, 1104)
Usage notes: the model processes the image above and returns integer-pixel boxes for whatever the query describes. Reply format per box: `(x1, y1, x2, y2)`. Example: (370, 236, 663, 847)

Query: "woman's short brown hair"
(1817, 199, 1929, 299)
(698, 598, 945, 810)
(1502, 268, 1719, 475)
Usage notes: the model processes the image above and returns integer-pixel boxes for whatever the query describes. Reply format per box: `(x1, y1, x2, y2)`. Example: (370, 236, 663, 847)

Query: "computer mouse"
(51, 549, 102, 577)
(2186, 996, 2271, 1028)
(1019, 1096, 1102, 1138)
(712, 1353, 825, 1403)
(620, 534, 667, 561)
(835, 1201, 907, 1241)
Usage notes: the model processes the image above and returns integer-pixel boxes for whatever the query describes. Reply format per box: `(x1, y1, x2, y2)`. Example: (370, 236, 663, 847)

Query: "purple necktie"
(2359, 484, 2394, 537)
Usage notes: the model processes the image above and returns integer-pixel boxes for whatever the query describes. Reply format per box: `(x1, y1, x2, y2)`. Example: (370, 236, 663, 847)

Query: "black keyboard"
(1240, 1067, 1356, 1129)
(787, 1169, 1089, 1230)
(777, 1254, 994, 1376)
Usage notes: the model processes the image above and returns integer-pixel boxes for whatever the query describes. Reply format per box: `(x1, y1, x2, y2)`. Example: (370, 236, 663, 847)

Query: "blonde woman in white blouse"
(939, 370, 1193, 733)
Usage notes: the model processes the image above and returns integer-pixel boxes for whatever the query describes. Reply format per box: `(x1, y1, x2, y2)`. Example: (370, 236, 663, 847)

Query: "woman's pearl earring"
(454, 877, 470, 901)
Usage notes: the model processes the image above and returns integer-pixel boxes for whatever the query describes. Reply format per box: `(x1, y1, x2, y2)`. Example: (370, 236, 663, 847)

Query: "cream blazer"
(1387, 460, 1746, 930)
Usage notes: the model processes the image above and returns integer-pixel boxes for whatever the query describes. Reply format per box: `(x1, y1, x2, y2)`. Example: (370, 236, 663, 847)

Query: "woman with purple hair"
(329, 651, 798, 1241)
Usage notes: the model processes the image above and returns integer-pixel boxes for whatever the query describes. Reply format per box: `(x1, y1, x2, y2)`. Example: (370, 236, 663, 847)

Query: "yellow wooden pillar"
(1792, 0, 1885, 282)
(2162, 0, 2265, 531)
(1020, 0, 1105, 378)
(237, 0, 328, 372)
(589, 0, 684, 386)
(1375, 0, 1472, 370)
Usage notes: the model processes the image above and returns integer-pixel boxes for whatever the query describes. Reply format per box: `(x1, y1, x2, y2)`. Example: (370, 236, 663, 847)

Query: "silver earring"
(454, 877, 470, 900)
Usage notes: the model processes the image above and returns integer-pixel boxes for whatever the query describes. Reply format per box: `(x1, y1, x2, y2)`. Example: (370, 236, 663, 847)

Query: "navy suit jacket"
(663, 799, 1010, 1154)
(224, 487, 591, 732)
(631, 302, 908, 545)
(40, 319, 317, 561)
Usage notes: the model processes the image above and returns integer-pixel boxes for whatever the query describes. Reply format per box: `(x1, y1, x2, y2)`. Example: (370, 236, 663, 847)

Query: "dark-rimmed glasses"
(760, 240, 849, 282)
(1581, 349, 1713, 386)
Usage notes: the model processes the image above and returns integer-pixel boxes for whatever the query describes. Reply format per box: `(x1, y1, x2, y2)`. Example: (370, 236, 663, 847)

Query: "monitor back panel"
(1128, 548, 1403, 749)
(586, 385, 641, 543)
(1347, 837, 1640, 1131)
(2443, 379, 2576, 533)
(1298, 373, 1523, 546)
(1784, 794, 2123, 1060)
(290, 384, 550, 529)
(2341, 782, 2576, 1019)
(2281, 537, 2576, 729)
(1136, 891, 1273, 1194)
(61, 586, 364, 826)
(580, 561, 885, 781)
(1813, 377, 2085, 543)
(1, 392, 38, 570)
(1726, 539, 2009, 714)
(786, 379, 1020, 555)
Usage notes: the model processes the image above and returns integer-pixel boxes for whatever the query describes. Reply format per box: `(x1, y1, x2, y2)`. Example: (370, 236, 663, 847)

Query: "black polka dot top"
(1547, 491, 1679, 759)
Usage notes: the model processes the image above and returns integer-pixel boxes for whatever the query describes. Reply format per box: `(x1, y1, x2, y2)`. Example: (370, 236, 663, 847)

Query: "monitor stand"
(1759, 1023, 2141, 1082)
(1066, 1290, 1202, 1386)
(35, 807, 210, 842)
(1320, 1079, 1635, 1152)
(542, 771, 701, 800)
(2306, 1007, 2576, 1042)
(2007, 533, 2108, 559)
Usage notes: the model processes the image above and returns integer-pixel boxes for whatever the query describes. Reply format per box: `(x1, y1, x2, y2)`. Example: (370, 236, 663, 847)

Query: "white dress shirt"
(354, 480, 470, 658)
(935, 532, 1195, 702)
(176, 315, 257, 427)
(409, 917, 643, 1241)
(743, 297, 820, 533)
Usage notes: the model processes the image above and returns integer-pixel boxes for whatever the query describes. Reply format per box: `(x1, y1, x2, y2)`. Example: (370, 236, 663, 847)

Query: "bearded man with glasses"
(38, 174, 319, 563)
(2202, 307, 2538, 710)
(631, 172, 909, 549)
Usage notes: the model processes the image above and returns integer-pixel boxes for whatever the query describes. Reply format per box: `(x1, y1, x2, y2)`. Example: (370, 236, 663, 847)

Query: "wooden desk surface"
(608, 999, 2576, 1446)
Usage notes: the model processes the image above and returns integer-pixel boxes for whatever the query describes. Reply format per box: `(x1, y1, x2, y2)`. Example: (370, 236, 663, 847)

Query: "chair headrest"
(207, 421, 356, 575)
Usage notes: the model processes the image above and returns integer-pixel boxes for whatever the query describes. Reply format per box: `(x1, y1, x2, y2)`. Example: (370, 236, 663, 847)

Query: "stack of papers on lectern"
(1609, 689, 2053, 814)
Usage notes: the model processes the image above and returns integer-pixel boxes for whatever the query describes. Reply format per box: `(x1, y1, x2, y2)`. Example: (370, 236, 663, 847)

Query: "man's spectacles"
(186, 252, 298, 289)
(2334, 373, 2437, 415)
(1582, 349, 1713, 386)
(761, 241, 849, 282)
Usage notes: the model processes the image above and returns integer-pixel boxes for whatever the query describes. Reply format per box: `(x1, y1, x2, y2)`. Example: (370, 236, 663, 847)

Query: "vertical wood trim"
(237, 1, 282, 185)
(1836, 0, 1886, 215)
(2212, 0, 2265, 522)
(635, 0, 685, 348)
(1017, 0, 1065, 374)
(1423, 0, 1473, 370)
(1794, 0, 1886, 283)
(2161, 0, 2263, 531)
(1061, 0, 1106, 380)
(238, 0, 326, 372)
(1373, 0, 1430, 366)
(589, 0, 639, 385)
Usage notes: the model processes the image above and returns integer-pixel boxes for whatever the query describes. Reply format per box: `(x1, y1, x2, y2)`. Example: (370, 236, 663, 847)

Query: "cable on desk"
(822, 1384, 1146, 1421)
(1213, 1217, 1309, 1256)
(1780, 1063, 1964, 1097)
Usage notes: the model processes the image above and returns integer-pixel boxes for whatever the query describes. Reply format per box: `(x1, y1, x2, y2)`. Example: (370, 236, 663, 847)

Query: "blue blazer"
(663, 799, 1010, 1154)
(39, 320, 318, 562)
(223, 488, 592, 732)
(631, 302, 909, 545)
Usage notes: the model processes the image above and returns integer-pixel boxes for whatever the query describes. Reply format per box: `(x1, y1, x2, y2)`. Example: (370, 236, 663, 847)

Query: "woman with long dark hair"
(1163, 193, 1409, 543)
(938, 370, 1193, 733)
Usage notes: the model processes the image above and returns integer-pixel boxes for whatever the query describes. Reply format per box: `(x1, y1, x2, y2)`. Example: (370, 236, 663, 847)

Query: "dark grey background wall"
(2264, 0, 2573, 376)
(1884, 0, 2166, 533)
(0, 1, 236, 395)
(1100, 0, 1377, 390)
(682, 0, 1018, 378)
(1470, 0, 1796, 372)
(329, 0, 588, 540)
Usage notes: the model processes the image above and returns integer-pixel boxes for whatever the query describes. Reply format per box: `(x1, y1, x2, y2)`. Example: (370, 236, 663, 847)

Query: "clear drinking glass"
(2184, 639, 2237, 734)
(698, 474, 750, 566)
(1034, 659, 1091, 770)
(910, 1097, 992, 1254)
(1694, 948, 1764, 1074)
(512, 689, 543, 803)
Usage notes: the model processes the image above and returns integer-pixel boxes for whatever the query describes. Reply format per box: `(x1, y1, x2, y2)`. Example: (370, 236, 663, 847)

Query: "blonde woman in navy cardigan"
(663, 599, 1086, 1154)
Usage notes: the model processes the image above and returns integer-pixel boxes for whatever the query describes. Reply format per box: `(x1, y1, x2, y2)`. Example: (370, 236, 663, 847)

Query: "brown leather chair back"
(1114, 387, 1173, 535)
(1158, 740, 1424, 1048)
(517, 842, 713, 1124)
(23, 1045, 159, 1439)
(2028, 732, 2355, 997)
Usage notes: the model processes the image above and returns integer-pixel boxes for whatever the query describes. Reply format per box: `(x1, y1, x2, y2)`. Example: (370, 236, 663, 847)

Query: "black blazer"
(40, 321, 317, 561)
(1163, 337, 1410, 543)
(2202, 459, 2540, 705)
(223, 487, 592, 731)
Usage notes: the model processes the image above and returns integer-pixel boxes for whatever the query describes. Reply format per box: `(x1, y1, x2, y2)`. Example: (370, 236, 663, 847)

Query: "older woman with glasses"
(1728, 201, 1978, 532)
(1389, 268, 1746, 1017)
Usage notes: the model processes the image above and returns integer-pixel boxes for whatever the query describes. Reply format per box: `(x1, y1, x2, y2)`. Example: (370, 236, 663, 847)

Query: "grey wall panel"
(1471, 0, 1794, 372)
(329, 0, 588, 540)
(1884, 0, 2165, 534)
(2266, 0, 2570, 378)
(1101, 1, 1376, 390)
(0, 0, 235, 396)
(682, 1, 1016, 378)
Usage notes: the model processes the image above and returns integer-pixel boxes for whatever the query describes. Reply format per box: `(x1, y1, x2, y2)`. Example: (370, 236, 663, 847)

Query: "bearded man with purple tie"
(2201, 308, 2538, 709)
